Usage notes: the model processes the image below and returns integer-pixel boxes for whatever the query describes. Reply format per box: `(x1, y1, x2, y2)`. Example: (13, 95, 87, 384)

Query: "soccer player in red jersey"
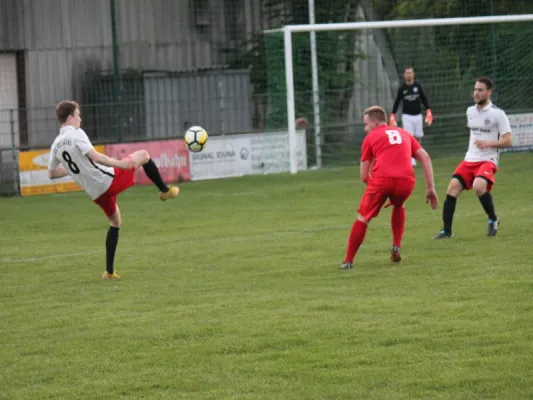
(340, 106, 439, 270)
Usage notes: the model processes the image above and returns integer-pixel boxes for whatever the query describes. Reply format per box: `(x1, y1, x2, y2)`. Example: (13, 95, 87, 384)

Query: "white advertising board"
(250, 130, 307, 174)
(189, 130, 307, 181)
(189, 135, 252, 181)
(502, 113, 533, 152)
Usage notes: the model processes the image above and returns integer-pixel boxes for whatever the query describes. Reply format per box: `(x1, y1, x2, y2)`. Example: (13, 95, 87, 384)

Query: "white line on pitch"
(0, 224, 351, 264)
(0, 250, 101, 264)
(4, 202, 526, 265)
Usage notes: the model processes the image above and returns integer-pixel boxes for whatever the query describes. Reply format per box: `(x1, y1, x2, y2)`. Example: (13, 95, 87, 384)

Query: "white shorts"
(402, 114, 424, 138)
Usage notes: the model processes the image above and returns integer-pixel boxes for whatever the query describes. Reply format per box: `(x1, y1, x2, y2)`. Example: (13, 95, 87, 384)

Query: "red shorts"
(452, 161, 498, 191)
(94, 167, 135, 217)
(358, 177, 415, 222)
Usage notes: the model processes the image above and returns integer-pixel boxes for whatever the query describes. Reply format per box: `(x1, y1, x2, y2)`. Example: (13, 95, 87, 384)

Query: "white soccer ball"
(184, 126, 208, 153)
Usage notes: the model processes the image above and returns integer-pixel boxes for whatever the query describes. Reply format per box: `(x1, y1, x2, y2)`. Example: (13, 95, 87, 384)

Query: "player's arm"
(360, 160, 372, 183)
(86, 149, 134, 169)
(418, 83, 433, 125)
(475, 132, 512, 149)
(47, 149, 69, 180)
(412, 137, 438, 209)
(48, 165, 69, 180)
(359, 137, 373, 184)
(75, 129, 133, 169)
(475, 111, 512, 149)
(390, 88, 402, 127)
(481, 132, 512, 148)
(414, 148, 435, 190)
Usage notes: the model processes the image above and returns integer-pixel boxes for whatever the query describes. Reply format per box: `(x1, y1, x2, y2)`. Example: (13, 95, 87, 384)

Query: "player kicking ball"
(340, 106, 438, 270)
(48, 100, 179, 280)
(433, 77, 512, 239)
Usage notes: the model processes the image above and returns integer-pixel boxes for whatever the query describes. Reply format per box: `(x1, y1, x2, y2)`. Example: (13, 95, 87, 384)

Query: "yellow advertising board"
(19, 146, 106, 196)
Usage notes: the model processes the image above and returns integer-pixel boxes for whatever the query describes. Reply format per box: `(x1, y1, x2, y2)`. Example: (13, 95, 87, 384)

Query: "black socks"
(442, 194, 457, 233)
(442, 192, 497, 234)
(106, 226, 120, 274)
(478, 192, 497, 221)
(142, 159, 169, 192)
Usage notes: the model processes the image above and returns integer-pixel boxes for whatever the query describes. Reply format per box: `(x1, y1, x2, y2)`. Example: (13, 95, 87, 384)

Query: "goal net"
(263, 15, 533, 171)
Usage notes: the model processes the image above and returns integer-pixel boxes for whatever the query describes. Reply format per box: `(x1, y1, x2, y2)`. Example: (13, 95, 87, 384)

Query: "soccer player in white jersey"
(433, 77, 512, 239)
(48, 100, 179, 279)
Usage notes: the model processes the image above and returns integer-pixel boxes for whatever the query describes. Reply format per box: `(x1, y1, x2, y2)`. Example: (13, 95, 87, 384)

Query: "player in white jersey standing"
(48, 101, 179, 279)
(433, 77, 512, 239)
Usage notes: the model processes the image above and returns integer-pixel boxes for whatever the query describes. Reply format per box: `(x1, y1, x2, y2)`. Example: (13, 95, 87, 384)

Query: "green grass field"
(1, 153, 533, 399)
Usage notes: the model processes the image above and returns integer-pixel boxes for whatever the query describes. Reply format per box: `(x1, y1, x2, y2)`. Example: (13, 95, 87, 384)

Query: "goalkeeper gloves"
(425, 109, 433, 126)
(389, 113, 397, 127)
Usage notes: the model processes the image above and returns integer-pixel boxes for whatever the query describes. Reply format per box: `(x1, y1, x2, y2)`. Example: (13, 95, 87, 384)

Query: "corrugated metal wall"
(0, 0, 265, 147)
(0, 54, 19, 148)
(0, 0, 24, 50)
(144, 70, 252, 139)
(0, 0, 399, 150)
(0, 52, 19, 195)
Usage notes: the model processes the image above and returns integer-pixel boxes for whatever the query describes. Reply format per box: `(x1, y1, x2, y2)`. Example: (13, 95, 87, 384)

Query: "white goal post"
(265, 14, 533, 174)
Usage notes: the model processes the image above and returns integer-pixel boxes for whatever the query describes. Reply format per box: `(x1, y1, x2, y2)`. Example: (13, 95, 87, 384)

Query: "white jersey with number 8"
(48, 126, 114, 199)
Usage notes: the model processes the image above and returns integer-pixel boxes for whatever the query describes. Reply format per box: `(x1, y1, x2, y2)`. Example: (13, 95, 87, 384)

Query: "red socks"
(344, 220, 368, 263)
(391, 206, 405, 248)
(344, 207, 405, 264)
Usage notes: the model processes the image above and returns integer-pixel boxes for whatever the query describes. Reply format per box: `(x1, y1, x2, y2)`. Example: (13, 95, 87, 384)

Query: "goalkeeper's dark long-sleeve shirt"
(391, 81, 430, 116)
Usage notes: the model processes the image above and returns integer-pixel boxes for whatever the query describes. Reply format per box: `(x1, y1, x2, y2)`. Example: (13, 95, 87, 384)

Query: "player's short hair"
(364, 106, 387, 123)
(476, 76, 493, 90)
(404, 65, 414, 72)
(56, 100, 80, 124)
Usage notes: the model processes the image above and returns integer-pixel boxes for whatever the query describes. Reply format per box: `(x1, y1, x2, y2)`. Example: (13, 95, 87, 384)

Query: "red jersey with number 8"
(360, 125, 422, 182)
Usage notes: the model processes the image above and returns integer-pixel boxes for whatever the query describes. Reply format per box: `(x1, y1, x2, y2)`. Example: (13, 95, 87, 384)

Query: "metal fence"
(0, 68, 254, 195)
(0, 147, 18, 196)
(1, 0, 531, 195)
(0, 108, 19, 196)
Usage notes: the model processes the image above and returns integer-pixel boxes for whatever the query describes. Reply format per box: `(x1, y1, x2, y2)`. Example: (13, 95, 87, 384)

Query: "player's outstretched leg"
(102, 206, 122, 280)
(473, 177, 499, 236)
(341, 215, 368, 269)
(128, 150, 179, 201)
(434, 178, 462, 239)
(390, 206, 405, 262)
